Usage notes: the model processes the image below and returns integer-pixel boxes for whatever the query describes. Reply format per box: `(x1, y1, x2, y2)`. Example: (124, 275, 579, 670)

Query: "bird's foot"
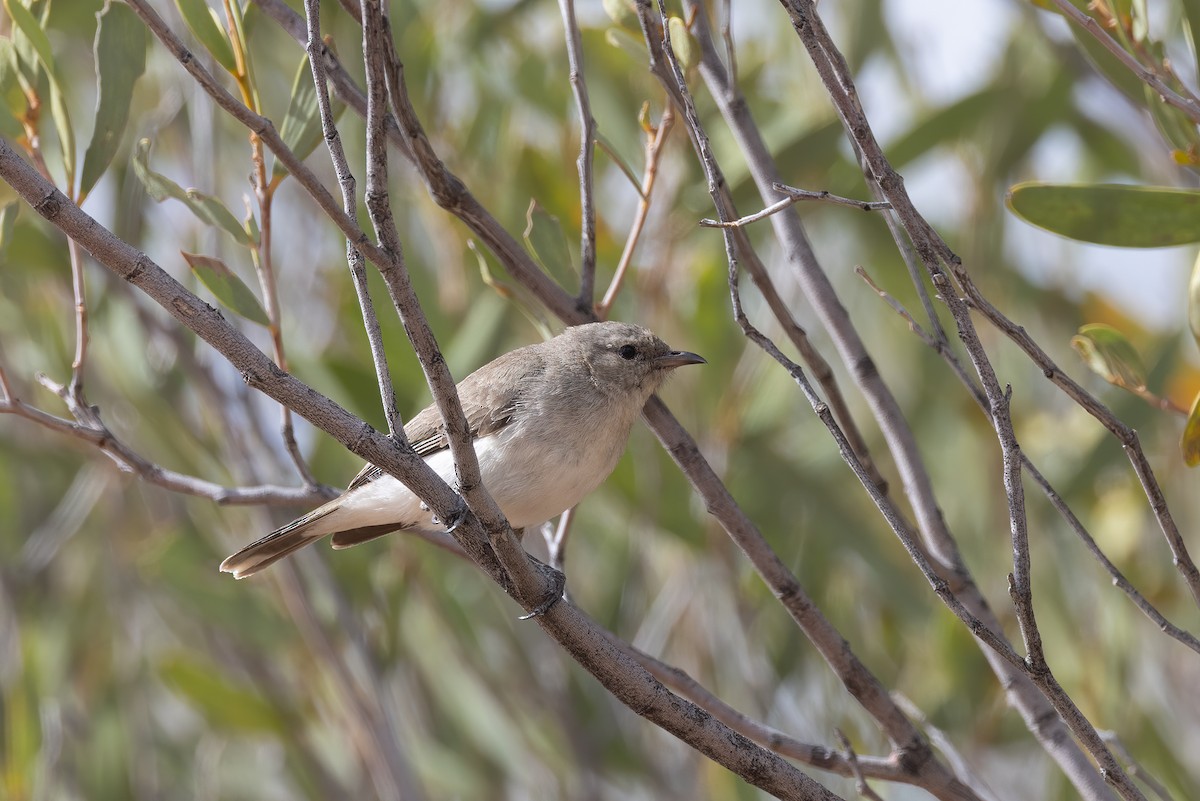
(518, 560, 567, 620)
(441, 503, 469, 534)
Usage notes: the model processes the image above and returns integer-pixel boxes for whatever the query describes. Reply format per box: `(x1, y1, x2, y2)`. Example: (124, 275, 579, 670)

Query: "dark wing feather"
(345, 345, 544, 493)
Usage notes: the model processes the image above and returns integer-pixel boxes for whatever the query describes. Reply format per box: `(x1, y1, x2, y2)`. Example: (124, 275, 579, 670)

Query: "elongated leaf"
(667, 16, 697, 72)
(594, 128, 641, 193)
(184, 189, 254, 246)
(1071, 324, 1147, 390)
(272, 55, 344, 179)
(523, 200, 576, 286)
(1182, 391, 1200, 466)
(158, 655, 280, 733)
(0, 39, 24, 138)
(1007, 183, 1200, 247)
(604, 26, 646, 59)
(174, 0, 237, 73)
(80, 1, 147, 199)
(133, 139, 256, 246)
(601, 0, 638, 29)
(182, 251, 270, 326)
(1182, 0, 1200, 87)
(4, 0, 74, 191)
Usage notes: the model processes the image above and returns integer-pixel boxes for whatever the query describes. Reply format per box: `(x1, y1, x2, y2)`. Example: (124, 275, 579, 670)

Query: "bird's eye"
(617, 344, 638, 360)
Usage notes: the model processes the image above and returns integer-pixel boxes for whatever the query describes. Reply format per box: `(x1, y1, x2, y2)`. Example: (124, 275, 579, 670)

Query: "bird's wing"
(345, 346, 543, 492)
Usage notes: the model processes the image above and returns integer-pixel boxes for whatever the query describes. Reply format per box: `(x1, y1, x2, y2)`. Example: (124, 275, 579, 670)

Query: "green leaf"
(158, 654, 280, 733)
(1181, 0, 1200, 87)
(185, 188, 255, 246)
(667, 16, 697, 72)
(468, 239, 551, 338)
(523, 200, 576, 286)
(182, 251, 270, 326)
(0, 40, 23, 138)
(273, 54, 344, 179)
(1182, 391, 1200, 466)
(594, 127, 641, 193)
(1006, 183, 1200, 247)
(604, 27, 646, 59)
(1070, 323, 1147, 390)
(80, 1, 147, 200)
(132, 139, 257, 246)
(601, 0, 638, 30)
(174, 0, 237, 73)
(886, 87, 1005, 168)
(3, 0, 75, 192)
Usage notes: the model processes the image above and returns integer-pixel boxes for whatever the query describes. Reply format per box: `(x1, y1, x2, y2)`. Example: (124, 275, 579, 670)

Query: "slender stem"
(66, 237, 88, 404)
(699, 184, 890, 228)
(597, 105, 674, 319)
(557, 0, 598, 309)
(303, 0, 402, 439)
(1047, 0, 1200, 125)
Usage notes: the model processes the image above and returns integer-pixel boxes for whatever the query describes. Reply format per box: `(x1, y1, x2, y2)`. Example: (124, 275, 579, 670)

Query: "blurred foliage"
(0, 0, 1199, 800)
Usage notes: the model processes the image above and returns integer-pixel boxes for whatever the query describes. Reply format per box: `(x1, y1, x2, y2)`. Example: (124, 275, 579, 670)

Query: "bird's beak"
(655, 350, 706, 369)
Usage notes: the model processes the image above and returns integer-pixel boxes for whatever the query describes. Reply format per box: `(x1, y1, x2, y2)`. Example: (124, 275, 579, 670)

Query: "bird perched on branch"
(220, 321, 705, 579)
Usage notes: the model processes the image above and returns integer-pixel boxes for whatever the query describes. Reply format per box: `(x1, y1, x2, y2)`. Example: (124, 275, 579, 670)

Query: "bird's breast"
(478, 396, 637, 529)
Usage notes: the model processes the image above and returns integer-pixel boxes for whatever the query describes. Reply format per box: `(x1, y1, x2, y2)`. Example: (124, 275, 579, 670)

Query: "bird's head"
(568, 321, 705, 402)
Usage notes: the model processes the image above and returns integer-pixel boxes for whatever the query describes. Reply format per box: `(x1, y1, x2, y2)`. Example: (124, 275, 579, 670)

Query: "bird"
(220, 321, 705, 578)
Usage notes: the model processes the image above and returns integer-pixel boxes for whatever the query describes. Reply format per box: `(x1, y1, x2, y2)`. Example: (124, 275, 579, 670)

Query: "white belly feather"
(337, 402, 635, 533)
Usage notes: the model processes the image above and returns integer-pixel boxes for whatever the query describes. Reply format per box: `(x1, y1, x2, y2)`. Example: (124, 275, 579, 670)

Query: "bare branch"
(699, 184, 889, 228)
(557, 0, 598, 308)
(0, 389, 331, 507)
(834, 730, 884, 801)
(598, 104, 675, 320)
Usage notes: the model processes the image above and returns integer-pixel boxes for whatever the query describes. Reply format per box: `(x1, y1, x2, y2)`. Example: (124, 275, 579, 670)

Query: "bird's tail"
(220, 503, 341, 579)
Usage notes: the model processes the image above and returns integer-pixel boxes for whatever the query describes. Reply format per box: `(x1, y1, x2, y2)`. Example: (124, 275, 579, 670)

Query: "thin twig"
(66, 238, 88, 405)
(597, 104, 675, 319)
(1047, 0, 1200, 126)
(1098, 731, 1176, 801)
(0, 391, 331, 506)
(303, 0, 402, 440)
(699, 184, 889, 228)
(557, 0, 598, 308)
(834, 730, 884, 801)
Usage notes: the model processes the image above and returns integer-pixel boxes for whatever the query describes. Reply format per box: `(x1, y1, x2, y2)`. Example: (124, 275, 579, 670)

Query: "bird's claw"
(518, 562, 567, 620)
(442, 505, 468, 534)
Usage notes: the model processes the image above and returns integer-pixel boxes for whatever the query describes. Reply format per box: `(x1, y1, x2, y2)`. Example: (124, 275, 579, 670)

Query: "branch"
(557, 0, 598, 308)
(0, 378, 331, 507)
(699, 183, 890, 228)
(775, 1, 1144, 798)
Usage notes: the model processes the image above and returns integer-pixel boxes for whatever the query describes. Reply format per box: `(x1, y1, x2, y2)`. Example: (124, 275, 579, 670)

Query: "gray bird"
(220, 321, 704, 578)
